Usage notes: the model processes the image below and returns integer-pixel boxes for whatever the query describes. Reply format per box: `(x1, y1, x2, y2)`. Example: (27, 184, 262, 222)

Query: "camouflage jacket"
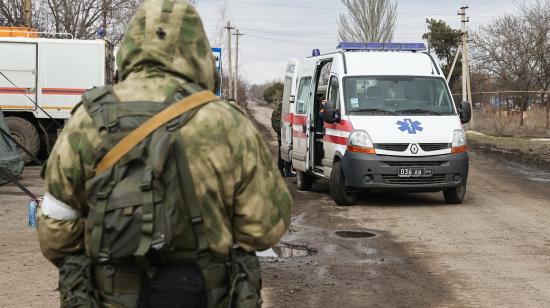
(271, 101, 282, 135)
(37, 0, 292, 266)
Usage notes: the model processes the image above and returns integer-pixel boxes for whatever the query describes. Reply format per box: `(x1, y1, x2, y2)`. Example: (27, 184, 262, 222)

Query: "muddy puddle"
(257, 242, 317, 258)
(503, 161, 550, 183)
(335, 230, 378, 238)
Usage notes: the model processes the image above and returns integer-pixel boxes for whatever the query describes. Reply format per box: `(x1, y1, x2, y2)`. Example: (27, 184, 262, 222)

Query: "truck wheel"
(296, 170, 313, 191)
(5, 116, 40, 164)
(330, 161, 356, 206)
(443, 184, 466, 204)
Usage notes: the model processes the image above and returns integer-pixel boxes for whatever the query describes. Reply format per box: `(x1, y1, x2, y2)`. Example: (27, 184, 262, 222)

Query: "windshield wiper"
(352, 108, 398, 115)
(397, 109, 442, 115)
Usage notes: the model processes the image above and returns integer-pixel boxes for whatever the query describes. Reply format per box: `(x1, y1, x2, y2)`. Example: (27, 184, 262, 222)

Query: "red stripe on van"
(292, 114, 307, 125)
(42, 88, 87, 95)
(0, 87, 34, 94)
(324, 120, 353, 132)
(323, 135, 348, 145)
(282, 113, 293, 123)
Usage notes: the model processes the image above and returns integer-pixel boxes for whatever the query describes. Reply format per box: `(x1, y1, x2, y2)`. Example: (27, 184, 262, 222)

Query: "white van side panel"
(0, 42, 38, 111)
(36, 40, 106, 119)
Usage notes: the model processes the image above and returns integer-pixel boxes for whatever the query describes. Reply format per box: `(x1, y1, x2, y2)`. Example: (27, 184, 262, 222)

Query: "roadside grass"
(466, 132, 550, 169)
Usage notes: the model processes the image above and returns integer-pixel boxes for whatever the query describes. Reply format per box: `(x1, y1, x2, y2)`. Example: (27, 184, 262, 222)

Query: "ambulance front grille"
(419, 143, 451, 152)
(375, 143, 409, 152)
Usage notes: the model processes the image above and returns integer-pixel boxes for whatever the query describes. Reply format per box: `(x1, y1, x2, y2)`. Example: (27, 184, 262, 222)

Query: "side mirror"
(323, 100, 341, 124)
(289, 95, 296, 103)
(458, 101, 472, 124)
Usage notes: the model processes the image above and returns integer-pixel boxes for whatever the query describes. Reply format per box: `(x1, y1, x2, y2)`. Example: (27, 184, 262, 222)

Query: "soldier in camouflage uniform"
(36, 0, 292, 307)
(271, 101, 285, 176)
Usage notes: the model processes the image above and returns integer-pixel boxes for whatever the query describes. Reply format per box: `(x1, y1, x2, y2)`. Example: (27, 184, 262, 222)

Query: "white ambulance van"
(281, 42, 472, 206)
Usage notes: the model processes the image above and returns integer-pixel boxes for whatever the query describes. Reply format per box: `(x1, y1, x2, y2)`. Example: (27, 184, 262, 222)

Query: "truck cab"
(283, 43, 472, 206)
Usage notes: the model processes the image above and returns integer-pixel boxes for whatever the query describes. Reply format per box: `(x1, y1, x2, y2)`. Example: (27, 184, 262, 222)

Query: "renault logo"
(410, 144, 419, 154)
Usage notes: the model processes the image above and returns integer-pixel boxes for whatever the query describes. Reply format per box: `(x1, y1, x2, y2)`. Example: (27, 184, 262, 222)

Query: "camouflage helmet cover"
(116, 0, 219, 92)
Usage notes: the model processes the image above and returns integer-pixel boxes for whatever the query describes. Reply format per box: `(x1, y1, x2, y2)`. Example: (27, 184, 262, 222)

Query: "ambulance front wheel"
(443, 184, 466, 204)
(296, 170, 313, 191)
(330, 160, 356, 206)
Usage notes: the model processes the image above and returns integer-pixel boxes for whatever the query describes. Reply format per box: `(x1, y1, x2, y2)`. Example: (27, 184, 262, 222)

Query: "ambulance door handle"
(302, 125, 306, 133)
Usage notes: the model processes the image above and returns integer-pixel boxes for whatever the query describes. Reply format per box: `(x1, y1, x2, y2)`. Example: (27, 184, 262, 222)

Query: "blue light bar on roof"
(337, 42, 426, 52)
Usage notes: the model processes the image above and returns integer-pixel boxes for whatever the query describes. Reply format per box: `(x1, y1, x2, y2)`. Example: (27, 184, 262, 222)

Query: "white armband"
(41, 193, 81, 220)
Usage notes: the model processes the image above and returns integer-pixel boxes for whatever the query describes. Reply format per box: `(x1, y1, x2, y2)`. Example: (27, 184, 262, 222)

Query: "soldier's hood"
(116, 0, 218, 92)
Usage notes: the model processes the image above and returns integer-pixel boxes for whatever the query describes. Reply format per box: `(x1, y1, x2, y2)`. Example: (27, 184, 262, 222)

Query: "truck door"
(0, 42, 37, 111)
(291, 76, 313, 172)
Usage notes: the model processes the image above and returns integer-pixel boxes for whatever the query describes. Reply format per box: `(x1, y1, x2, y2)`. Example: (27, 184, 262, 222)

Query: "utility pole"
(458, 6, 474, 128)
(225, 22, 235, 99)
(546, 93, 549, 130)
(233, 29, 244, 103)
(102, 0, 108, 39)
(23, 0, 32, 28)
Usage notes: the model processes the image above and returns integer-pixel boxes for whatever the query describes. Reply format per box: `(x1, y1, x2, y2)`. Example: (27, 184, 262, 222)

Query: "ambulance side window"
(296, 77, 312, 114)
(327, 76, 340, 108)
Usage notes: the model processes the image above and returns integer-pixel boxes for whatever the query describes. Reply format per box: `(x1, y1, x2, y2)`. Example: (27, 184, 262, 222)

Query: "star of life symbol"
(397, 119, 423, 134)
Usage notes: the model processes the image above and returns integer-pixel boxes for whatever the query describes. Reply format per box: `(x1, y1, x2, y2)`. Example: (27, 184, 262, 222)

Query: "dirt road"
(248, 100, 550, 308)
(0, 101, 549, 307)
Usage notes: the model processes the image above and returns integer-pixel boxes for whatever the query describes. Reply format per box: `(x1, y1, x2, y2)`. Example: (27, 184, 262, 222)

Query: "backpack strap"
(171, 131, 226, 289)
(95, 90, 218, 175)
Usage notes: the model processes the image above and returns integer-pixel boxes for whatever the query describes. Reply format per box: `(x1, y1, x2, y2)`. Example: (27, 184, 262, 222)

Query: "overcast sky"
(194, 0, 520, 85)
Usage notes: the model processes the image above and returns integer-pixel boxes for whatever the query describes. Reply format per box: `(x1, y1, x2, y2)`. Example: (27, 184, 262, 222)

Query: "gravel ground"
(0, 101, 549, 308)
(248, 100, 550, 308)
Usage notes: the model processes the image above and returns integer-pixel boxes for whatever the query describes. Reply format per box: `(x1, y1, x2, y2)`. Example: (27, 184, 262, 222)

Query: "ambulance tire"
(5, 116, 40, 164)
(296, 170, 313, 191)
(443, 184, 466, 204)
(330, 161, 356, 206)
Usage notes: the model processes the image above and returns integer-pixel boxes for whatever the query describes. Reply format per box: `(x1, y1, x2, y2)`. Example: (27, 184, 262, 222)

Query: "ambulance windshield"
(343, 76, 455, 115)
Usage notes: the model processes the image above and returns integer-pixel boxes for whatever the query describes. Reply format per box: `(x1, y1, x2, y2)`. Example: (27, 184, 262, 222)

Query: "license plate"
(398, 168, 433, 178)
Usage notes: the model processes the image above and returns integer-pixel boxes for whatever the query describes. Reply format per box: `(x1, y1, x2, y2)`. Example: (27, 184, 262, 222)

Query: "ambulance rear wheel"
(330, 160, 356, 206)
(296, 170, 313, 191)
(5, 116, 40, 164)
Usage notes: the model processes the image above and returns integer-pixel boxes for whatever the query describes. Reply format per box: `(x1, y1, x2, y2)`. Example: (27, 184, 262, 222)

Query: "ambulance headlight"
(348, 130, 376, 154)
(451, 129, 468, 154)
(452, 129, 466, 147)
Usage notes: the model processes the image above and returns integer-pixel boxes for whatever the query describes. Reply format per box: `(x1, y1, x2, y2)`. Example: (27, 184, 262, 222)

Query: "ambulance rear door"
(291, 74, 313, 172)
(281, 59, 298, 162)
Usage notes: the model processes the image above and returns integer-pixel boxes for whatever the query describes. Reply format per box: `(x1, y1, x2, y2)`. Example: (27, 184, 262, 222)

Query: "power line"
(230, 0, 341, 11)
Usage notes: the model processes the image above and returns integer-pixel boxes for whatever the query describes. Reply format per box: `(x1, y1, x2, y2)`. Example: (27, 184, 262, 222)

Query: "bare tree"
(338, 0, 397, 43)
(0, 0, 48, 28)
(472, 0, 550, 126)
(520, 0, 550, 99)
